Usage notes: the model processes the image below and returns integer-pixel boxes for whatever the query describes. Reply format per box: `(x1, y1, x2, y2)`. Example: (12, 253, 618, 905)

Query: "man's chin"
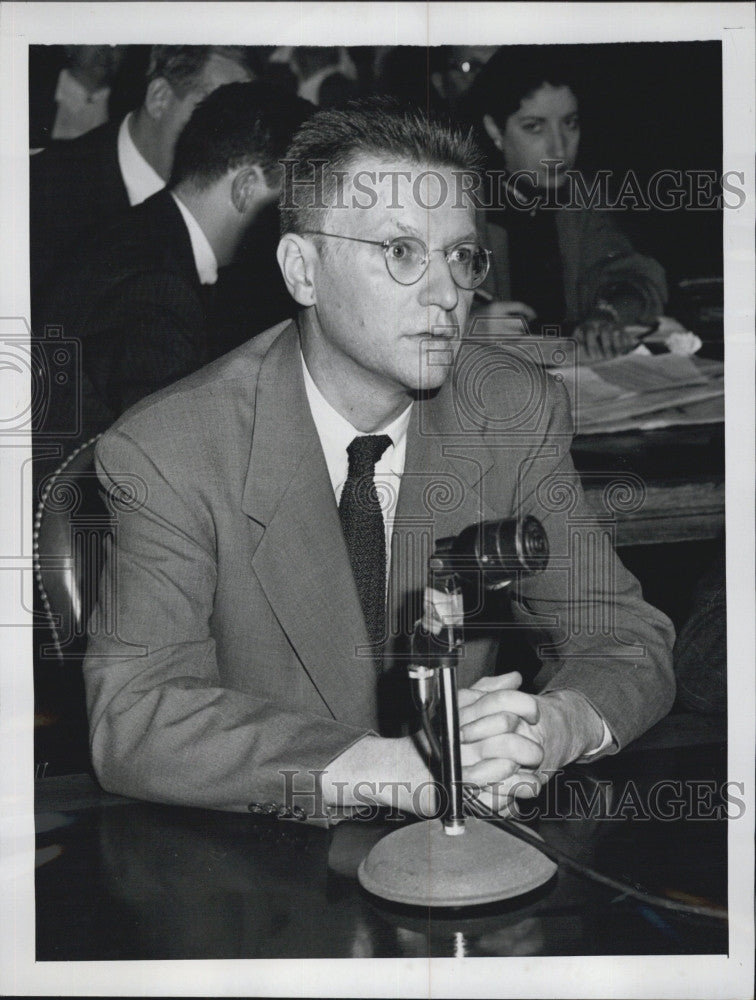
(413, 363, 455, 395)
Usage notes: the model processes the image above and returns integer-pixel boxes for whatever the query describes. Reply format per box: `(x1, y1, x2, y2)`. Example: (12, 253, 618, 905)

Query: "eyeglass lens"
(384, 237, 488, 289)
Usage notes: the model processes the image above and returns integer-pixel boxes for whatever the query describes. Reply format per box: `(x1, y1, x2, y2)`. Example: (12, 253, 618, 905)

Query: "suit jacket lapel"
(241, 324, 379, 726)
(100, 120, 130, 211)
(386, 382, 497, 661)
(147, 190, 202, 289)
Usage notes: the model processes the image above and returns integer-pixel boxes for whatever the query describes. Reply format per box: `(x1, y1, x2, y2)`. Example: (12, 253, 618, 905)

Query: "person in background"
(429, 45, 498, 115)
(30, 45, 253, 306)
(35, 82, 311, 489)
(464, 45, 667, 361)
(29, 45, 127, 149)
(269, 46, 360, 106)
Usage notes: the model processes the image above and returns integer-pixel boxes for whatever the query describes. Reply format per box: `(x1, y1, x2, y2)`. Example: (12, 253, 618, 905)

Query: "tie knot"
(346, 434, 392, 477)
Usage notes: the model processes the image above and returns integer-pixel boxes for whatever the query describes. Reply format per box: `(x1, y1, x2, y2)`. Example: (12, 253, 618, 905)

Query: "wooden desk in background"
(572, 423, 725, 547)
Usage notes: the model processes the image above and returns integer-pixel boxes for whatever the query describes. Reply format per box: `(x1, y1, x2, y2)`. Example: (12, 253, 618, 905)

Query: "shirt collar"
(117, 112, 165, 207)
(170, 193, 218, 286)
(300, 352, 412, 492)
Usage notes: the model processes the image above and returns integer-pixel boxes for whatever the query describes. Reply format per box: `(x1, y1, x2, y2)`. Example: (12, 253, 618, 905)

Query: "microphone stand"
(358, 518, 557, 907)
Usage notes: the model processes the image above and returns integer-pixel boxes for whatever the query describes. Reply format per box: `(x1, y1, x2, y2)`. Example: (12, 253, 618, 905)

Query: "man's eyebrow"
(394, 220, 422, 237)
(390, 222, 479, 246)
(448, 230, 478, 245)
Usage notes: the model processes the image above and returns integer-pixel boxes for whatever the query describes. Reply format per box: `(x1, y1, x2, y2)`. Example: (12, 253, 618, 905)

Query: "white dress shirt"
(170, 193, 218, 286)
(301, 354, 411, 557)
(117, 112, 165, 207)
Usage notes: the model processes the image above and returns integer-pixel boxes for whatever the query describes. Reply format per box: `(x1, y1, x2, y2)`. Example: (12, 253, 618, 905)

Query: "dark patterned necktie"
(338, 434, 392, 650)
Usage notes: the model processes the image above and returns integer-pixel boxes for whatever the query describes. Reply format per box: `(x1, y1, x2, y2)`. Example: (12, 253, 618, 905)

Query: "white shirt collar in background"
(117, 112, 165, 207)
(170, 193, 218, 285)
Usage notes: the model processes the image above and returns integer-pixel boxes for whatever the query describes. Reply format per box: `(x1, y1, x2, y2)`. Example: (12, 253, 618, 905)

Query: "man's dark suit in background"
(35, 188, 208, 487)
(33, 80, 312, 489)
(30, 120, 129, 307)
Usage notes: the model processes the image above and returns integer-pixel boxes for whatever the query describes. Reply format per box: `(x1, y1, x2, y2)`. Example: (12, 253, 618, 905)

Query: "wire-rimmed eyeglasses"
(301, 231, 492, 290)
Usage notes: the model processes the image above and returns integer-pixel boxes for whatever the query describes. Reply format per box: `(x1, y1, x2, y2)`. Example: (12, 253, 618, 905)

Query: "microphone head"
(429, 515, 549, 590)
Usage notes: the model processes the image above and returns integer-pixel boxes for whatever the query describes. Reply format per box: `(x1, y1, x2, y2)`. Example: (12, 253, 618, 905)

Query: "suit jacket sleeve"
(560, 209, 668, 325)
(83, 427, 373, 815)
(503, 372, 676, 749)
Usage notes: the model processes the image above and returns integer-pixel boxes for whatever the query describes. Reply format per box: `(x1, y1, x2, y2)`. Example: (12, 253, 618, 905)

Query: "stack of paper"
(553, 353, 724, 435)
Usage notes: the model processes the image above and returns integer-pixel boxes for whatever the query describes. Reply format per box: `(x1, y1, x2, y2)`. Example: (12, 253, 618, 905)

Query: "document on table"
(553, 352, 724, 434)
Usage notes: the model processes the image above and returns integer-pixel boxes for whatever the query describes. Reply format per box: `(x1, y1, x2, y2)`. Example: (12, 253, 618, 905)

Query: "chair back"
(33, 436, 109, 660)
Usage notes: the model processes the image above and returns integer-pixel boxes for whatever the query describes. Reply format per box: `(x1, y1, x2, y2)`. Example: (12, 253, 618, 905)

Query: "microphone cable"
(461, 787, 727, 922)
(418, 709, 727, 922)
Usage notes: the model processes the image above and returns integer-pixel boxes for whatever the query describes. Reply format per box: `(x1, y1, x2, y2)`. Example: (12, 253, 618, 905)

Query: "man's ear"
(277, 234, 317, 308)
(144, 77, 175, 120)
(230, 164, 269, 214)
(482, 113, 503, 149)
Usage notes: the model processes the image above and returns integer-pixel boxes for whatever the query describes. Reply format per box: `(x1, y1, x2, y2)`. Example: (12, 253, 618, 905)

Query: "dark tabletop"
(34, 713, 729, 960)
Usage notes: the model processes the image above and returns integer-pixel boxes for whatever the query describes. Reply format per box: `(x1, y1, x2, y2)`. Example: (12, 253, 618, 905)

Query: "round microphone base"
(357, 816, 556, 907)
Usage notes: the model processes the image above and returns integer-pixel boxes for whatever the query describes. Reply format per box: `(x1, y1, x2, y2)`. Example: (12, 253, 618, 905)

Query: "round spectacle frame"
(302, 231, 492, 290)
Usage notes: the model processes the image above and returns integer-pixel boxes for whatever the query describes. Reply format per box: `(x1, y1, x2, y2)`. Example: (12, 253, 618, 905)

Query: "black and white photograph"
(0, 2, 753, 997)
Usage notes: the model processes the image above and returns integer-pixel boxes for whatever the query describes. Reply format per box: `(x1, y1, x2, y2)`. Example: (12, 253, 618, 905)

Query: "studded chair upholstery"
(33, 435, 108, 661)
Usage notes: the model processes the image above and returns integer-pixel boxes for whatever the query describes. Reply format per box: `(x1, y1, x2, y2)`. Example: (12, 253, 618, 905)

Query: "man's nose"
(418, 252, 459, 312)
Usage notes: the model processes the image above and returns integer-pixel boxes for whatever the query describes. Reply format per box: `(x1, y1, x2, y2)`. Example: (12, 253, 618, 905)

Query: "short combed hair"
(279, 96, 482, 236)
(169, 82, 313, 190)
(147, 45, 251, 97)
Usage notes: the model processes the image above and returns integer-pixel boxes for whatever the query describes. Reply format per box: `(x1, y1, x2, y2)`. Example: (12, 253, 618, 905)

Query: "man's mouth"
(412, 327, 459, 340)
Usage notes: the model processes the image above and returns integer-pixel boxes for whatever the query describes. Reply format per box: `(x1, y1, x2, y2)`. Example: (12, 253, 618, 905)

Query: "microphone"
(429, 515, 549, 592)
(358, 514, 556, 905)
(411, 515, 549, 837)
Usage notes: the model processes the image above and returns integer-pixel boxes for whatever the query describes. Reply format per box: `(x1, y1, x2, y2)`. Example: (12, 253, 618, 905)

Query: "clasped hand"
(458, 672, 549, 814)
(422, 586, 549, 815)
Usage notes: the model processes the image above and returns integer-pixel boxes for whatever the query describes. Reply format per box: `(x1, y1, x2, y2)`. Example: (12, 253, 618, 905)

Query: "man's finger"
(473, 771, 551, 816)
(457, 671, 522, 710)
(458, 689, 540, 728)
(461, 732, 545, 770)
(459, 710, 521, 742)
(462, 755, 521, 785)
(468, 672, 523, 693)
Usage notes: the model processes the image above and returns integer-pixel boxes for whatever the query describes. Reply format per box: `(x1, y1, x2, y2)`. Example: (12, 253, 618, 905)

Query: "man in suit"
(30, 45, 252, 305)
(83, 100, 675, 822)
(35, 81, 311, 488)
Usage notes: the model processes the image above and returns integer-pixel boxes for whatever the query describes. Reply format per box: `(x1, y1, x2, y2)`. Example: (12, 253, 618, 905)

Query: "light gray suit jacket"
(83, 320, 675, 814)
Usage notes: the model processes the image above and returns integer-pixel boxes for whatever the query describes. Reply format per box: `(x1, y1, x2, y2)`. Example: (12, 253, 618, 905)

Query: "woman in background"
(465, 45, 667, 360)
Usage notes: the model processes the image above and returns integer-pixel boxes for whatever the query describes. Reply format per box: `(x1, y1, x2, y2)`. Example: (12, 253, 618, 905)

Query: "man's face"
(308, 156, 478, 399)
(500, 83, 580, 189)
(162, 54, 252, 147)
